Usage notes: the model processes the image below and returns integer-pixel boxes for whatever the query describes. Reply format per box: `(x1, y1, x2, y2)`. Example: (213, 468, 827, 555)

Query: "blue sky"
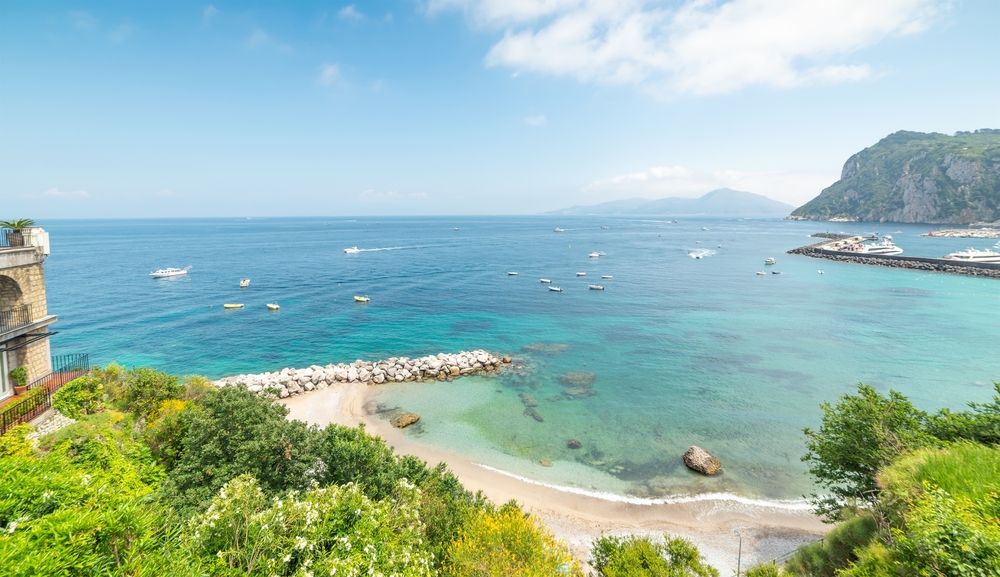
(2, 0, 998, 217)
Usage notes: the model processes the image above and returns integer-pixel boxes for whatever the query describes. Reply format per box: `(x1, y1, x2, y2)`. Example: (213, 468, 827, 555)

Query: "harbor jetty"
(213, 350, 511, 398)
(788, 234, 1000, 279)
(920, 228, 999, 238)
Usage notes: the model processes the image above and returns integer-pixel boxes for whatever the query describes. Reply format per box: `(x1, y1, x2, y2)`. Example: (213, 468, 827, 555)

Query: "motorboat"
(354, 296, 370, 303)
(772, 271, 782, 274)
(549, 286, 563, 292)
(589, 252, 600, 258)
(588, 284, 604, 290)
(266, 303, 280, 310)
(576, 272, 586, 276)
(554, 228, 565, 232)
(601, 226, 609, 229)
(942, 248, 1000, 263)
(818, 270, 825, 274)
(223, 303, 244, 309)
(765, 258, 776, 265)
(239, 278, 250, 288)
(150, 266, 191, 278)
(344, 246, 360, 254)
(508, 271, 519, 275)
(756, 271, 766, 275)
(601, 275, 612, 279)
(597, 252, 606, 256)
(702, 227, 709, 231)
(454, 228, 459, 231)
(539, 278, 552, 283)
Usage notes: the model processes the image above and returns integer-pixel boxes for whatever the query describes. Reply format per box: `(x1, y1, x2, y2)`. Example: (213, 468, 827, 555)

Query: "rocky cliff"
(790, 130, 1000, 224)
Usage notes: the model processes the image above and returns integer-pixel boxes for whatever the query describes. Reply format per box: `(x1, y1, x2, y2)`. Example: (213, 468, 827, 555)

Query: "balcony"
(1, 353, 90, 435)
(0, 304, 33, 334)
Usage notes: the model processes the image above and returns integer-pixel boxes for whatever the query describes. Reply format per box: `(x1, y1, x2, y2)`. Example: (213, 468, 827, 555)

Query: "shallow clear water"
(45, 217, 1000, 500)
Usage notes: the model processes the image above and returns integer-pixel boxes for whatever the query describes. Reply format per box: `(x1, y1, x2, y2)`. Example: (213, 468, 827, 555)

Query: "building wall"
(0, 260, 47, 316)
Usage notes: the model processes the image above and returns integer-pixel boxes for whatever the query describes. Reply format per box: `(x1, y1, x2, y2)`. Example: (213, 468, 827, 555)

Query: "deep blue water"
(44, 217, 1000, 499)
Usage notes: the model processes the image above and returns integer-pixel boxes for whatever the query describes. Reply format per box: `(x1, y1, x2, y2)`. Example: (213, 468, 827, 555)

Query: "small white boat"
(150, 266, 191, 278)
(549, 286, 562, 292)
(240, 278, 250, 288)
(554, 228, 564, 232)
(772, 270, 782, 275)
(589, 252, 600, 258)
(344, 246, 360, 254)
(354, 295, 370, 303)
(756, 271, 766, 275)
(601, 275, 612, 279)
(540, 278, 552, 283)
(266, 303, 280, 310)
(601, 226, 609, 229)
(223, 303, 244, 309)
(818, 270, 825, 274)
(454, 228, 459, 231)
(576, 272, 586, 276)
(765, 258, 776, 265)
(589, 284, 604, 290)
(508, 271, 518, 275)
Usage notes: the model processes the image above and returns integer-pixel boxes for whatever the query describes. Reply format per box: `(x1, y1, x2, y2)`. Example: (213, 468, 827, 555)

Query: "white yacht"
(765, 258, 776, 265)
(588, 284, 604, 290)
(539, 278, 552, 283)
(589, 252, 600, 258)
(344, 246, 360, 254)
(576, 272, 586, 276)
(549, 286, 563, 292)
(943, 248, 1000, 263)
(847, 235, 903, 255)
(508, 271, 519, 275)
(756, 271, 766, 275)
(601, 275, 612, 279)
(150, 266, 191, 278)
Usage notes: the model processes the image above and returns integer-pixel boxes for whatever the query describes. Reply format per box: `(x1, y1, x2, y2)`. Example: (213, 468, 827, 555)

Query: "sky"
(1, 0, 998, 218)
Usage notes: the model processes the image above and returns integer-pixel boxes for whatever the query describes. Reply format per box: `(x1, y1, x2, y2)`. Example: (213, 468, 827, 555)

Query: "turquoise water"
(46, 217, 1000, 500)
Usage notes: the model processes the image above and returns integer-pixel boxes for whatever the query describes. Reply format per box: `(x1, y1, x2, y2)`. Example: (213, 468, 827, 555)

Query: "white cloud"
(359, 189, 428, 202)
(203, 5, 220, 22)
(110, 23, 135, 43)
(431, 0, 945, 97)
(28, 188, 91, 199)
(69, 10, 98, 30)
(339, 5, 365, 21)
(246, 29, 291, 52)
(524, 114, 546, 126)
(318, 63, 341, 86)
(583, 165, 837, 206)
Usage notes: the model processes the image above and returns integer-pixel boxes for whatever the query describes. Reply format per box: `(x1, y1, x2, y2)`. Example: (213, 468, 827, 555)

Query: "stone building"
(0, 227, 57, 401)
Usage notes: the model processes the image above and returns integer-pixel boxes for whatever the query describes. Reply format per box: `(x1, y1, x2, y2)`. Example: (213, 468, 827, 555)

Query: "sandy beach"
(282, 384, 829, 573)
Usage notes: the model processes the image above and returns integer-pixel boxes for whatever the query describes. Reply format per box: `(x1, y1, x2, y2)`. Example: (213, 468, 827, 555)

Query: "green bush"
(110, 366, 183, 419)
(590, 534, 718, 577)
(784, 514, 878, 577)
(186, 474, 434, 576)
(925, 382, 1000, 446)
(52, 374, 104, 418)
(744, 561, 781, 577)
(143, 399, 196, 471)
(7, 365, 27, 387)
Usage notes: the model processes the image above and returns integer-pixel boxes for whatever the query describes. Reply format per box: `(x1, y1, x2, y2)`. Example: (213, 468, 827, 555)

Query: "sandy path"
(281, 385, 827, 573)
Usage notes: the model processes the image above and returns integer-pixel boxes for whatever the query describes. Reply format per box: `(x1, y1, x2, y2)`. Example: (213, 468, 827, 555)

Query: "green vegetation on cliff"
(791, 129, 1000, 224)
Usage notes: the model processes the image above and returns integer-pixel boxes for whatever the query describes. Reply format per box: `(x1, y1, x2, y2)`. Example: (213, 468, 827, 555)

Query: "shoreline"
(280, 384, 828, 573)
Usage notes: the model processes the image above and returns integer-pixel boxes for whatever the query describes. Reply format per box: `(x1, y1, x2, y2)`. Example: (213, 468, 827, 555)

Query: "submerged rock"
(521, 342, 571, 355)
(523, 407, 544, 422)
(391, 413, 421, 428)
(539, 459, 552, 467)
(563, 387, 595, 399)
(519, 392, 539, 407)
(559, 371, 596, 387)
(567, 439, 582, 449)
(683, 446, 722, 476)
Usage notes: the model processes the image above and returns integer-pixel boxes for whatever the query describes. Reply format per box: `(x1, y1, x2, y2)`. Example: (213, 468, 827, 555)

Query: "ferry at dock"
(942, 248, 1000, 263)
(840, 235, 903, 256)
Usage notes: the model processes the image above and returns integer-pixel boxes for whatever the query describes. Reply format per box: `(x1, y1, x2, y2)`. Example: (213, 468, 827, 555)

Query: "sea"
(45, 217, 1000, 502)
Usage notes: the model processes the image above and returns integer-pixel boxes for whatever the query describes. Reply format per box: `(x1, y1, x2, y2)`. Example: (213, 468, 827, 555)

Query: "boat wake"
(688, 249, 716, 259)
(474, 464, 813, 510)
(356, 245, 428, 252)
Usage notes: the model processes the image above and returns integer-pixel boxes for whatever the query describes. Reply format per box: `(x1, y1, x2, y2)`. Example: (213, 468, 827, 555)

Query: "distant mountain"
(545, 188, 794, 216)
(790, 129, 1000, 224)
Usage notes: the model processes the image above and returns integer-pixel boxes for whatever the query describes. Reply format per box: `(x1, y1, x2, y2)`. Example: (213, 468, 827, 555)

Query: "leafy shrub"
(313, 422, 404, 499)
(0, 424, 35, 459)
(163, 385, 317, 514)
(925, 382, 1000, 446)
(180, 374, 215, 402)
(590, 534, 718, 577)
(444, 501, 582, 576)
(784, 514, 877, 577)
(110, 366, 183, 419)
(144, 399, 195, 471)
(52, 374, 105, 418)
(7, 365, 27, 387)
(802, 384, 934, 518)
(186, 474, 434, 577)
(744, 561, 781, 577)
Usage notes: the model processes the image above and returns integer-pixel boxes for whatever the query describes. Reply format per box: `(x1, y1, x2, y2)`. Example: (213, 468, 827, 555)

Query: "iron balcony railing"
(2, 353, 90, 435)
(1, 228, 25, 249)
(0, 304, 34, 334)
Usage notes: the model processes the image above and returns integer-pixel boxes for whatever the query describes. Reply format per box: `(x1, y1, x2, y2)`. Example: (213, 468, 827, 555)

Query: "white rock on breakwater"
(212, 350, 511, 399)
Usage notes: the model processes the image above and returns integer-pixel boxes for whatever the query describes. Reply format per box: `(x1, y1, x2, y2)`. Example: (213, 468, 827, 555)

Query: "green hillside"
(791, 129, 1000, 224)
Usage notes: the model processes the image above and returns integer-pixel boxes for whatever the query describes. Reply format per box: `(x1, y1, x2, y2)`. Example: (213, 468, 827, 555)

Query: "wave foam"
(688, 249, 717, 259)
(357, 245, 427, 252)
(474, 464, 814, 511)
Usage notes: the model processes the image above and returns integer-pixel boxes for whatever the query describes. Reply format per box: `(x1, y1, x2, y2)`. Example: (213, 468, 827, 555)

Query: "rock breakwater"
(788, 235, 1000, 279)
(213, 350, 510, 398)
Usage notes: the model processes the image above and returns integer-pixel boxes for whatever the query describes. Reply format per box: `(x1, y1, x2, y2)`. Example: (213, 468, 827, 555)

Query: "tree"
(925, 381, 1000, 446)
(162, 385, 317, 514)
(802, 384, 933, 519)
(590, 534, 718, 577)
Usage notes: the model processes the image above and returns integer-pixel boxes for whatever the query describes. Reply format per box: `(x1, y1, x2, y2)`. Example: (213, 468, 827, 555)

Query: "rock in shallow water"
(391, 413, 420, 428)
(683, 445, 722, 476)
(567, 439, 582, 449)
